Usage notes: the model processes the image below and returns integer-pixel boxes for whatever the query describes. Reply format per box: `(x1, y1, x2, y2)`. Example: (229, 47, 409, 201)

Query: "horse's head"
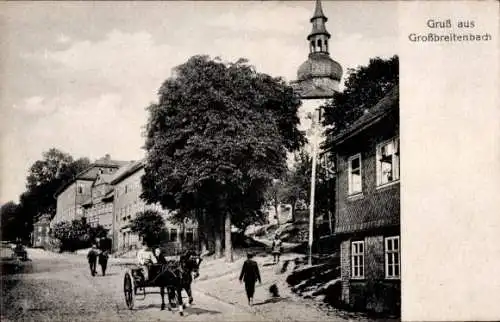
(181, 251, 204, 279)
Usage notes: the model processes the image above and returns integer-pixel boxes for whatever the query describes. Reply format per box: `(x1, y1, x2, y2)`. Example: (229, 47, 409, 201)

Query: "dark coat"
(239, 259, 261, 284)
(98, 251, 109, 265)
(87, 249, 98, 263)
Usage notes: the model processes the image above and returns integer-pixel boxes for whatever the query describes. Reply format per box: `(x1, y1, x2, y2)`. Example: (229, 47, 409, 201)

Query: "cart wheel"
(124, 272, 135, 309)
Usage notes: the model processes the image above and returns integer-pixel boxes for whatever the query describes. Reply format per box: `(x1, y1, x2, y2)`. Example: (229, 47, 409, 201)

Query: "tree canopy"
(322, 55, 399, 147)
(2, 148, 91, 241)
(129, 210, 168, 247)
(0, 201, 23, 241)
(24, 148, 91, 217)
(141, 55, 305, 258)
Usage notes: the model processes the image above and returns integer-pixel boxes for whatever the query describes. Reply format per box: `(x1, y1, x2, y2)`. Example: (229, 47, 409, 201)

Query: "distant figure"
(87, 244, 99, 276)
(271, 235, 283, 264)
(239, 252, 261, 306)
(137, 241, 157, 282)
(98, 250, 109, 276)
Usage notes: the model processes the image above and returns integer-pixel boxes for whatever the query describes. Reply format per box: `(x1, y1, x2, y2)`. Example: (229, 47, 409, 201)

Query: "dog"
(269, 283, 280, 297)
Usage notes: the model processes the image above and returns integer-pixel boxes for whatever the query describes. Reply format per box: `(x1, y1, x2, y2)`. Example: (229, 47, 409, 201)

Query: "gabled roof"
(332, 85, 399, 146)
(54, 156, 129, 198)
(93, 173, 114, 186)
(110, 159, 145, 185)
(76, 159, 128, 180)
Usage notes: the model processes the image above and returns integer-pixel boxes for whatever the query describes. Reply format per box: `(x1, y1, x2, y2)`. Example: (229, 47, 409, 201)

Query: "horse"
(152, 250, 203, 315)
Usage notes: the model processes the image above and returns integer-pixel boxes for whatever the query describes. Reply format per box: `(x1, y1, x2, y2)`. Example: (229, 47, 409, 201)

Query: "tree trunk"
(199, 210, 209, 254)
(224, 211, 233, 262)
(328, 209, 333, 235)
(274, 202, 280, 226)
(214, 215, 223, 259)
(179, 220, 185, 251)
(291, 201, 296, 223)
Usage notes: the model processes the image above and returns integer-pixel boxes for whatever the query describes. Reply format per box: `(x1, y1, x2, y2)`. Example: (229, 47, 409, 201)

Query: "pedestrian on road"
(271, 235, 283, 264)
(98, 250, 109, 276)
(239, 252, 261, 306)
(87, 244, 99, 276)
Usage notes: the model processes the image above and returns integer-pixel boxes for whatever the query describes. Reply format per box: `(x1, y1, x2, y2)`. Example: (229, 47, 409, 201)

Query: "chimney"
(105, 154, 111, 160)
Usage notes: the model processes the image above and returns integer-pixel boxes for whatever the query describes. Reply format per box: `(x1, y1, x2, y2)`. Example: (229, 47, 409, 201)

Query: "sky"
(0, 1, 398, 204)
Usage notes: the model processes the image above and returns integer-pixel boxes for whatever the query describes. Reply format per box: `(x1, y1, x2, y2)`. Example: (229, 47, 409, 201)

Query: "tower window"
(310, 41, 315, 52)
(325, 39, 328, 51)
(317, 39, 322, 50)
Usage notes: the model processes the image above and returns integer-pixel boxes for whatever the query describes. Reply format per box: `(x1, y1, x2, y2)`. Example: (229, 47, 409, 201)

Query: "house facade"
(52, 155, 126, 228)
(332, 86, 400, 315)
(32, 214, 51, 248)
(81, 172, 115, 233)
(111, 160, 198, 253)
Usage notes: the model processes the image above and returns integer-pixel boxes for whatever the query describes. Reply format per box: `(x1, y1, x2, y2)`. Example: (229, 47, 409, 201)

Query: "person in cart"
(137, 241, 157, 282)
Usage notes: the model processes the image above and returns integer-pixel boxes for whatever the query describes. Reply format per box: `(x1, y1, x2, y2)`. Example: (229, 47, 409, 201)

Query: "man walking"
(98, 250, 109, 276)
(239, 252, 261, 306)
(87, 244, 99, 276)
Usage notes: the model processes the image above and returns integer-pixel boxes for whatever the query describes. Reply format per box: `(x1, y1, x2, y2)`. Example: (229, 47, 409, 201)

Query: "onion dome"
(293, 0, 343, 98)
(297, 52, 342, 82)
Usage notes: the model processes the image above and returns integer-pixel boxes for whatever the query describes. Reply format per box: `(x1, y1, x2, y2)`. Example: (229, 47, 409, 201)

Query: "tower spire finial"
(307, 0, 330, 54)
(311, 0, 327, 22)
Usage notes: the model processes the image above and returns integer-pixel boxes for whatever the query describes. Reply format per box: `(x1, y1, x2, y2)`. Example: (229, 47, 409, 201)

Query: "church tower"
(291, 0, 343, 150)
(294, 0, 343, 98)
(289, 0, 342, 259)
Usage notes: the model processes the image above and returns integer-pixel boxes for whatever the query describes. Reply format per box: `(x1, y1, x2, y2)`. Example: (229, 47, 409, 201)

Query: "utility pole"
(308, 109, 319, 266)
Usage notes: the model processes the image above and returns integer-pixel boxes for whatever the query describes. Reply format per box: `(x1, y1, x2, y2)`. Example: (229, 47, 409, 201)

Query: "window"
(317, 39, 322, 49)
(385, 236, 400, 279)
(185, 228, 194, 243)
(170, 229, 178, 242)
(77, 184, 83, 194)
(38, 226, 43, 233)
(348, 154, 362, 195)
(351, 241, 365, 279)
(377, 137, 400, 186)
(125, 185, 128, 193)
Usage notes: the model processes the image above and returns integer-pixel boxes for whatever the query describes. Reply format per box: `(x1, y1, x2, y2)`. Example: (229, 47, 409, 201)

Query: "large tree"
(0, 201, 23, 241)
(21, 149, 90, 227)
(141, 55, 305, 261)
(322, 55, 399, 145)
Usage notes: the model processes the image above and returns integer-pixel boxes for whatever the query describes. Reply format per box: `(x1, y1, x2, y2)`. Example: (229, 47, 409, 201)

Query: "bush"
(51, 218, 108, 252)
(129, 210, 168, 247)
